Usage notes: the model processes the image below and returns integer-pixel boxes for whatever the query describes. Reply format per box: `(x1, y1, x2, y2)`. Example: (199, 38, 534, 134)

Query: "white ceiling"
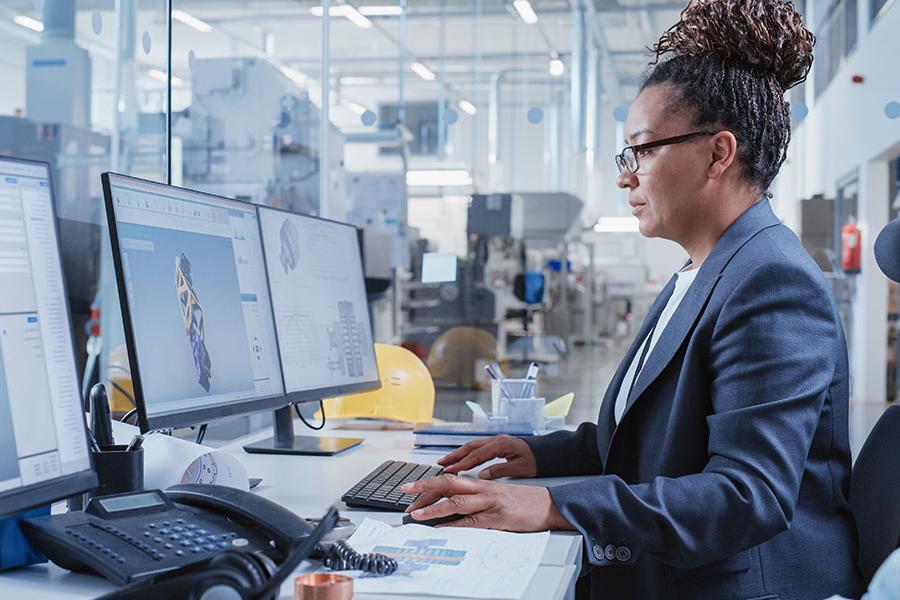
(3, 0, 691, 100)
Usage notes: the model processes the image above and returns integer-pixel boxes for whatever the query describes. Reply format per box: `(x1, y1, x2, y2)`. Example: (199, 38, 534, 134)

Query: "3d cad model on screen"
(175, 252, 213, 393)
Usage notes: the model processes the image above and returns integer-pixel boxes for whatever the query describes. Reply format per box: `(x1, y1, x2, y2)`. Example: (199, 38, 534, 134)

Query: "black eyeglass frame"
(615, 130, 719, 174)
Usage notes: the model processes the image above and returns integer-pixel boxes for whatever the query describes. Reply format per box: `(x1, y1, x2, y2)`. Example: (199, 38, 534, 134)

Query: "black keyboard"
(341, 460, 444, 512)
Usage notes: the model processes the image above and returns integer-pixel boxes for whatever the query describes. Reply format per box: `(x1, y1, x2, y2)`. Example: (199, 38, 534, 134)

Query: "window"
(814, 0, 859, 98)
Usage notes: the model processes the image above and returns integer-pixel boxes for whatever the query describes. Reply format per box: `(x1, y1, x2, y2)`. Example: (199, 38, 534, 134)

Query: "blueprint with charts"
(340, 518, 549, 598)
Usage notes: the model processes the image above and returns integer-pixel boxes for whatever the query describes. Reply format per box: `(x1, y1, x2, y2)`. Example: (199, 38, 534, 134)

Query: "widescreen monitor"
(0, 156, 95, 518)
(102, 174, 286, 432)
(257, 206, 380, 402)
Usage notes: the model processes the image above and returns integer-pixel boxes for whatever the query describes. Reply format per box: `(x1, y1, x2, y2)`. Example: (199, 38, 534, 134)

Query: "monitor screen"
(421, 252, 458, 283)
(103, 174, 285, 431)
(257, 207, 379, 400)
(0, 157, 95, 518)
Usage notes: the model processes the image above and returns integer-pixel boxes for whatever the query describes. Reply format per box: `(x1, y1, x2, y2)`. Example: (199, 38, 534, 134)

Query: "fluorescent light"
(345, 101, 368, 115)
(593, 217, 640, 233)
(406, 170, 473, 187)
(359, 5, 403, 16)
(148, 69, 184, 86)
(411, 62, 436, 81)
(343, 5, 373, 28)
(458, 100, 476, 115)
(341, 76, 380, 85)
(549, 57, 565, 77)
(311, 5, 375, 27)
(171, 9, 212, 33)
(14, 15, 44, 32)
(279, 65, 309, 86)
(513, 0, 538, 24)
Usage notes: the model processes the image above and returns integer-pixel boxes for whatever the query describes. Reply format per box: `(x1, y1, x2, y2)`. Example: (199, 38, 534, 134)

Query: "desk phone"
(20, 485, 313, 585)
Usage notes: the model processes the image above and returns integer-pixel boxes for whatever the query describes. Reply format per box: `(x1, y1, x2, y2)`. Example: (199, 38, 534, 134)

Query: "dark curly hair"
(642, 0, 815, 195)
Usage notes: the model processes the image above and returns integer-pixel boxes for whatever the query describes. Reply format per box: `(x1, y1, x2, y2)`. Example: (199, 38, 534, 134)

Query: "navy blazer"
(525, 200, 861, 600)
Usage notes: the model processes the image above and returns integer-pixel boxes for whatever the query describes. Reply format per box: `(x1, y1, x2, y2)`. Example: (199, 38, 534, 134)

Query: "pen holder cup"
(501, 397, 546, 431)
(88, 445, 144, 502)
(490, 379, 533, 417)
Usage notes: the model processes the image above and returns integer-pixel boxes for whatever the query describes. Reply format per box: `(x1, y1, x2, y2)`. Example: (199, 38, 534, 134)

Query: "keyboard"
(341, 460, 444, 512)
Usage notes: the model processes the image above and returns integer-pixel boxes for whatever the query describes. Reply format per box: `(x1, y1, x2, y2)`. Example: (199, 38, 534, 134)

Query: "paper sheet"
(111, 420, 249, 490)
(340, 518, 549, 599)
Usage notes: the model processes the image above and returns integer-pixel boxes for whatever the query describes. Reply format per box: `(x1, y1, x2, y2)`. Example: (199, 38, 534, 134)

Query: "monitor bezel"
(0, 155, 97, 519)
(101, 172, 290, 432)
(256, 204, 381, 405)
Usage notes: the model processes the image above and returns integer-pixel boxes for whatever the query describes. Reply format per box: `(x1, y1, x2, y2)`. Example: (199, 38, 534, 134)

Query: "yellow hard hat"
(106, 344, 136, 416)
(319, 343, 435, 424)
(427, 327, 498, 389)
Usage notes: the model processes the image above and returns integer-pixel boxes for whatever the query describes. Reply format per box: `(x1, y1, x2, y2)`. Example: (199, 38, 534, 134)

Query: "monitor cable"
(294, 401, 326, 431)
(195, 424, 208, 445)
(120, 408, 138, 425)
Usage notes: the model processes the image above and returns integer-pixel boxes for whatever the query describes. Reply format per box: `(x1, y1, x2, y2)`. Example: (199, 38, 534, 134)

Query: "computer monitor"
(101, 173, 286, 432)
(243, 206, 380, 456)
(0, 156, 96, 519)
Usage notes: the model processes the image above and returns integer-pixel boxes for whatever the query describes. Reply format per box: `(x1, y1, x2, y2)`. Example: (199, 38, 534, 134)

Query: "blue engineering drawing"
(370, 539, 467, 576)
(175, 252, 212, 392)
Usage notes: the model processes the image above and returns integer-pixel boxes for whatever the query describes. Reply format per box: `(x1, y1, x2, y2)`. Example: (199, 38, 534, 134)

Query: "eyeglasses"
(615, 131, 718, 174)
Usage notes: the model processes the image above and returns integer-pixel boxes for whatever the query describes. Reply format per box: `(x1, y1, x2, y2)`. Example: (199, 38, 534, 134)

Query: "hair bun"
(651, 0, 815, 91)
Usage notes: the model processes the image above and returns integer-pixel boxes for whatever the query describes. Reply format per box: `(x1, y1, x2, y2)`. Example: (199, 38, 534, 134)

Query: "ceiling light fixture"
(549, 56, 565, 77)
(358, 5, 403, 16)
(345, 101, 368, 115)
(512, 0, 538, 24)
(148, 69, 184, 86)
(171, 9, 212, 33)
(311, 4, 374, 28)
(458, 100, 476, 115)
(411, 62, 436, 81)
(342, 5, 373, 28)
(14, 15, 44, 32)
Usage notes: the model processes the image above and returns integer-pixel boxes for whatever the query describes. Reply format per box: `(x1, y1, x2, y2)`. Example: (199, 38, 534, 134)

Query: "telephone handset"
(21, 484, 313, 585)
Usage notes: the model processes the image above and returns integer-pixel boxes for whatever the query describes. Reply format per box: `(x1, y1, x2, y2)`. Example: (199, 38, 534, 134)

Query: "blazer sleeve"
(545, 259, 840, 569)
(521, 422, 603, 477)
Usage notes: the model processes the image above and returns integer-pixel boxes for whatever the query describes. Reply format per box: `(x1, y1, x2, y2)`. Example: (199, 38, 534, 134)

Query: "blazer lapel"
(619, 199, 783, 423)
(595, 275, 676, 467)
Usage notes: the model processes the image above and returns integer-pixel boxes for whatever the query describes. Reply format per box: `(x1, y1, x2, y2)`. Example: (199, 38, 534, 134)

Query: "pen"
(483, 365, 513, 399)
(126, 435, 144, 452)
(522, 362, 540, 398)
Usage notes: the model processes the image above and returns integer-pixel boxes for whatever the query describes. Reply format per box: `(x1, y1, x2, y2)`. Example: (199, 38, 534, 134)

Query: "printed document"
(339, 518, 550, 599)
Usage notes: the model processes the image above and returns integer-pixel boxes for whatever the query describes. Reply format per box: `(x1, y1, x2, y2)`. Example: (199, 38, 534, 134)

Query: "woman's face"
(616, 84, 715, 242)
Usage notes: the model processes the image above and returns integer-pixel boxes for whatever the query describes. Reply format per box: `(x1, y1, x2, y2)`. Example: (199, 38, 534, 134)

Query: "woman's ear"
(708, 131, 738, 180)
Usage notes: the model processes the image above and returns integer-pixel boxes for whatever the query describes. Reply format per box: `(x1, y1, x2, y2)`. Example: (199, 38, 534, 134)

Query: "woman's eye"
(638, 149, 653, 158)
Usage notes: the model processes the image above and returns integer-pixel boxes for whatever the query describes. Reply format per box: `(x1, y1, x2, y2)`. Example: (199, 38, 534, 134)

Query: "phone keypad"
(142, 521, 238, 557)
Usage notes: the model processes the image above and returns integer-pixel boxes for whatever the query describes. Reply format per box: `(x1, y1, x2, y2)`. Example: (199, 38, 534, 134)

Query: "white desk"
(0, 420, 582, 599)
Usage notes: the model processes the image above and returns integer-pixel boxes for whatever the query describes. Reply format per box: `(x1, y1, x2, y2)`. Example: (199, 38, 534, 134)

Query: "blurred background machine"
(178, 57, 346, 216)
(402, 192, 583, 385)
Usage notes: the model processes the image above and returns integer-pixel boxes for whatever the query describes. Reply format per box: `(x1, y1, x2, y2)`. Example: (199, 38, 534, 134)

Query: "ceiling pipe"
(489, 67, 547, 188)
(570, 0, 588, 153)
(42, 0, 75, 41)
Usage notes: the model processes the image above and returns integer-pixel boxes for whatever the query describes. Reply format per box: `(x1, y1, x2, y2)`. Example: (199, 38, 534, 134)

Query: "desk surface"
(0, 420, 582, 599)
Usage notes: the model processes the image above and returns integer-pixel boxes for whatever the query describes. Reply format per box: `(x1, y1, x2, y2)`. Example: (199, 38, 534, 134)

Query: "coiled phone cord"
(318, 540, 399, 576)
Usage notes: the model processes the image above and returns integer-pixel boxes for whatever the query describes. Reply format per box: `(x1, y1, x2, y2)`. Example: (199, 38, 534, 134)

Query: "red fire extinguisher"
(841, 217, 861, 274)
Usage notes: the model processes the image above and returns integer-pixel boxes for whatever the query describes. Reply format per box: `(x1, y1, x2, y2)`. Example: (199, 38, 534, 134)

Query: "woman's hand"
(437, 435, 538, 480)
(402, 475, 573, 532)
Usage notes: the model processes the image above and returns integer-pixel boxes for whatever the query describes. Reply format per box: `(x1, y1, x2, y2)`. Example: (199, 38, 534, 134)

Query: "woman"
(401, 1, 861, 598)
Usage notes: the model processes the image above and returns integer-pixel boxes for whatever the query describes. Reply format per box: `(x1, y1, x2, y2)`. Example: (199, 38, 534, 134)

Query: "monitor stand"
(242, 404, 363, 456)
